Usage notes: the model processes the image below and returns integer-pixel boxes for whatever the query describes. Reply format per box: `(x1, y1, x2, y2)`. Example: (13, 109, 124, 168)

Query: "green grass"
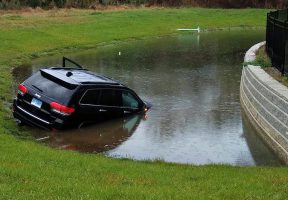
(244, 46, 272, 68)
(1, 8, 288, 199)
(254, 46, 272, 68)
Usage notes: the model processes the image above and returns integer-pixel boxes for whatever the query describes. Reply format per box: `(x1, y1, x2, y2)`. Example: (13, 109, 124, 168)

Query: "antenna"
(62, 57, 83, 69)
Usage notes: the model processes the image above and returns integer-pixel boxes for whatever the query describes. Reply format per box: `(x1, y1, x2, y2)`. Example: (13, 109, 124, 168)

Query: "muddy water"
(13, 30, 282, 165)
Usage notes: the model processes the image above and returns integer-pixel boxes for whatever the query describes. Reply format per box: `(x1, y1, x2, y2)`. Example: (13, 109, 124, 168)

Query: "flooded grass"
(1, 8, 288, 199)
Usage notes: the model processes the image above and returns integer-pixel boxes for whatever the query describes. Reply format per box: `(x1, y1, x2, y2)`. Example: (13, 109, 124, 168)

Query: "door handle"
(124, 110, 131, 114)
(99, 109, 107, 112)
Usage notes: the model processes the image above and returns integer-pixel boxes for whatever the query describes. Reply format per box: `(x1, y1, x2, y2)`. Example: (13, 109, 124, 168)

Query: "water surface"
(13, 30, 282, 166)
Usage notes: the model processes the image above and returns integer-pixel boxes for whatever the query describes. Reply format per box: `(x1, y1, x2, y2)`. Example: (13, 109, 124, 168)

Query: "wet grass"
(254, 46, 272, 68)
(1, 135, 288, 199)
(1, 8, 288, 199)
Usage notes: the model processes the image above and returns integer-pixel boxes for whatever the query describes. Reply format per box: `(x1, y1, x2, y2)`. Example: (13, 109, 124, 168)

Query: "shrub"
(0, 0, 21, 9)
(1, 0, 288, 9)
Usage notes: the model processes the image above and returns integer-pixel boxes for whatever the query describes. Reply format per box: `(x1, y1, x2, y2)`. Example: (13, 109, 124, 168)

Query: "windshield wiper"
(32, 85, 43, 92)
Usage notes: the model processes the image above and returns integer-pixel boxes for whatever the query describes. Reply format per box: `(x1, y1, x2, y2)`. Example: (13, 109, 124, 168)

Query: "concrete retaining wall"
(240, 42, 288, 164)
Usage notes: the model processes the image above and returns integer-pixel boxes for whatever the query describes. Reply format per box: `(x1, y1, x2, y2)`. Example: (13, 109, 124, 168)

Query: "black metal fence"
(266, 9, 288, 74)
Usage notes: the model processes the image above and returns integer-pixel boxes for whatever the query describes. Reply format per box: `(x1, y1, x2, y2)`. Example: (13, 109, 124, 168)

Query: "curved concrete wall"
(240, 42, 288, 164)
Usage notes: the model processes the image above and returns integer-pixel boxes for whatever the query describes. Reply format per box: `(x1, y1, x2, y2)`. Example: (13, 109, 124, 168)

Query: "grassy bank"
(1, 8, 288, 199)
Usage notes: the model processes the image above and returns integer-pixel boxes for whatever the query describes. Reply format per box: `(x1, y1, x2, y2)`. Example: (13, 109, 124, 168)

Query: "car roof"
(40, 68, 121, 86)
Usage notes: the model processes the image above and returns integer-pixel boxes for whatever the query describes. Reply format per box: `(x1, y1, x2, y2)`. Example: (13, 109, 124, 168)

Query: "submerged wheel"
(15, 119, 25, 126)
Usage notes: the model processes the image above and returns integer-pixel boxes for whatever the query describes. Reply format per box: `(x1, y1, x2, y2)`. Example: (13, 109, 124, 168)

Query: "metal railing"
(266, 9, 288, 74)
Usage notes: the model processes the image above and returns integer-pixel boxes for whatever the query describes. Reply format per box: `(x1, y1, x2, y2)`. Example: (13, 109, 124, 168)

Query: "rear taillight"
(50, 102, 75, 116)
(18, 84, 27, 95)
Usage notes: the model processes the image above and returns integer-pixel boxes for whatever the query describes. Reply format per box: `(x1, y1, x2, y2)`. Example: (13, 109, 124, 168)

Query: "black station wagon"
(13, 57, 149, 130)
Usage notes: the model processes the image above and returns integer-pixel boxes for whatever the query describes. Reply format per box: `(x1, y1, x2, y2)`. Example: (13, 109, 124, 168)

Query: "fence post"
(273, 14, 276, 71)
(276, 10, 279, 19)
(266, 13, 269, 52)
(284, 12, 288, 74)
(285, 40, 287, 74)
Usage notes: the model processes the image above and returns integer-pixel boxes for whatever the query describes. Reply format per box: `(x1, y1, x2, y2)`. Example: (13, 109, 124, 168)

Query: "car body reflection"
(42, 114, 143, 153)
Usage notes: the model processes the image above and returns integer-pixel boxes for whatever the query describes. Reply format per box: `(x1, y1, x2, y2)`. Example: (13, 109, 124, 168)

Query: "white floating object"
(177, 26, 200, 33)
(36, 136, 50, 141)
(118, 51, 121, 56)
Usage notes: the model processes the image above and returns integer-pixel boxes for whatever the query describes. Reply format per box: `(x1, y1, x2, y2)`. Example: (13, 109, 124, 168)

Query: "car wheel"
(15, 119, 25, 126)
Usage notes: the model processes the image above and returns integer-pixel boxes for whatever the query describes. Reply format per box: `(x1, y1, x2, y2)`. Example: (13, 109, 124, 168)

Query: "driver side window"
(122, 91, 140, 109)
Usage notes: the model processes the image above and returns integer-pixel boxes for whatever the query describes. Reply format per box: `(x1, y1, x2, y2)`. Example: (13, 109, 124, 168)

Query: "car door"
(78, 88, 102, 123)
(97, 88, 123, 119)
(78, 88, 124, 123)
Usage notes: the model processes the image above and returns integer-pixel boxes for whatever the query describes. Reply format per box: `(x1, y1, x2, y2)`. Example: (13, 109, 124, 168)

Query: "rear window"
(25, 71, 76, 105)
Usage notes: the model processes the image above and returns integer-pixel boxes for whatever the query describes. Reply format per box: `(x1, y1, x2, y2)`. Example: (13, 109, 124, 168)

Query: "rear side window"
(80, 89, 141, 108)
(80, 89, 122, 107)
(25, 72, 76, 105)
(80, 90, 100, 105)
(99, 89, 122, 107)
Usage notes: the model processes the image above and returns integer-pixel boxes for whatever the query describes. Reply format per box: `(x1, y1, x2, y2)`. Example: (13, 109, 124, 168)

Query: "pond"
(13, 30, 282, 166)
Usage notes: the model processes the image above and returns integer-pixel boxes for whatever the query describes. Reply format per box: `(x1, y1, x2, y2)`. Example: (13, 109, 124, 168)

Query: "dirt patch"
(0, 8, 89, 17)
(0, 6, 160, 29)
(0, 5, 150, 16)
(250, 45, 288, 88)
(264, 67, 288, 87)
(0, 8, 91, 29)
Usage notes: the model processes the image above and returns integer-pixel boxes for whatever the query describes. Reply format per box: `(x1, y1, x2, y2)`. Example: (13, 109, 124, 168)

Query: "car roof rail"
(62, 57, 83, 69)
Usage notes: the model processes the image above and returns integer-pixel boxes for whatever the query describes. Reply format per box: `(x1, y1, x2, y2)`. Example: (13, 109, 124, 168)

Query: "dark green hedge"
(0, 0, 288, 9)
